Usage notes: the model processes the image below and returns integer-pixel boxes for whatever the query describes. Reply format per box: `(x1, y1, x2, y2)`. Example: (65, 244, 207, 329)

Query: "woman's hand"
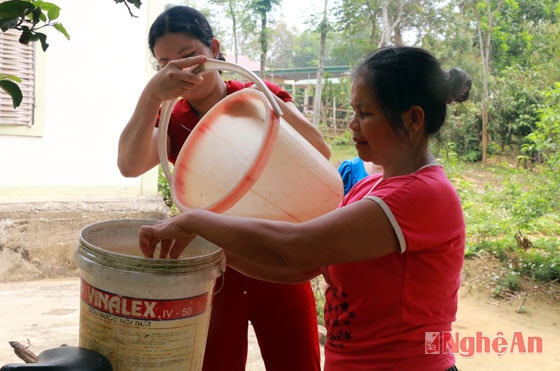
(139, 216, 196, 259)
(146, 55, 208, 102)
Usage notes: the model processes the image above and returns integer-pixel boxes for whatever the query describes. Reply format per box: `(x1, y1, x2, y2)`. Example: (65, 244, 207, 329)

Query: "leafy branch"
(0, 74, 22, 108)
(113, 0, 142, 18)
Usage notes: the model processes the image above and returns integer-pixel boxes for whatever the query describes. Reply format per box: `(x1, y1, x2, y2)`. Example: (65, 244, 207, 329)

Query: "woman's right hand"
(146, 55, 209, 102)
(139, 215, 196, 259)
(118, 56, 209, 178)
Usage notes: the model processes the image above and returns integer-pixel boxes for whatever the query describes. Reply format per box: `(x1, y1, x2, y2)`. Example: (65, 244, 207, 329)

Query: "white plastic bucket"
(75, 219, 225, 371)
(159, 60, 344, 221)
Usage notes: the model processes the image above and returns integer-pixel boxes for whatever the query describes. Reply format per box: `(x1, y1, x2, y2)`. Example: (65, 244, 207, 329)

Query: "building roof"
(224, 55, 261, 72)
(222, 54, 350, 84)
(266, 66, 351, 82)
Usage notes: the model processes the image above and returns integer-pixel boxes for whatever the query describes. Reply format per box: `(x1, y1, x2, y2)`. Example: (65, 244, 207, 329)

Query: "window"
(0, 27, 37, 135)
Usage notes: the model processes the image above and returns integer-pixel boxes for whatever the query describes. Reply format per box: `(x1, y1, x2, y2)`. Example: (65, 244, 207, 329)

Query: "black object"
(1, 346, 112, 371)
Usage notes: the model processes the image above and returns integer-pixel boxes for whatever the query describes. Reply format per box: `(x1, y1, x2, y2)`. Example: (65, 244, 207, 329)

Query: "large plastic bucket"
(75, 219, 225, 371)
(159, 60, 344, 221)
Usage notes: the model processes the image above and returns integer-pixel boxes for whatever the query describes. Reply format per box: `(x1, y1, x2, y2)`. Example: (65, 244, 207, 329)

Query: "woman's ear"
(210, 38, 221, 59)
(404, 105, 425, 140)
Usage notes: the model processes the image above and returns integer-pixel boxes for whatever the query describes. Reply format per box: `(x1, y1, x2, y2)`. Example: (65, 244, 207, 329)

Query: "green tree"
(312, 0, 329, 127)
(489, 0, 559, 72)
(267, 21, 299, 68)
(209, 0, 248, 63)
(491, 66, 546, 160)
(521, 83, 560, 169)
(331, 0, 381, 57)
(461, 0, 560, 163)
(470, 0, 506, 164)
(290, 30, 322, 67)
(331, 0, 437, 54)
(248, 0, 280, 77)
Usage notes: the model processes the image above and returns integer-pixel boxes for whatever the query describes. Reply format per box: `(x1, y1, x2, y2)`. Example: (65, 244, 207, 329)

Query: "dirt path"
(453, 257, 560, 370)
(0, 257, 558, 369)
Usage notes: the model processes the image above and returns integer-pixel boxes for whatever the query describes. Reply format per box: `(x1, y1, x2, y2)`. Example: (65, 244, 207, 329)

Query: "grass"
(327, 130, 357, 166)
(447, 161, 560, 286)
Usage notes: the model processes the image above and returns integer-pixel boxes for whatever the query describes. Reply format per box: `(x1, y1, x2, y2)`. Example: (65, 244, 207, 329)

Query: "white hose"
(193, 59, 283, 117)
(157, 99, 175, 191)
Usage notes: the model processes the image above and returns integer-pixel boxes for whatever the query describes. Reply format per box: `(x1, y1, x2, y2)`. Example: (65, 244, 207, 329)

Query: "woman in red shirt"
(118, 6, 328, 371)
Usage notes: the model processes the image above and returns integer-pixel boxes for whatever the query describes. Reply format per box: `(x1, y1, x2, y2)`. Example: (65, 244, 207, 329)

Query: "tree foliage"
(245, 0, 281, 76)
(521, 83, 560, 170)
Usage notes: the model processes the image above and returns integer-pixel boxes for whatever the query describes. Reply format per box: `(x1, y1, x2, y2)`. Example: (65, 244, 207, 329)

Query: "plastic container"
(158, 60, 343, 221)
(74, 219, 225, 371)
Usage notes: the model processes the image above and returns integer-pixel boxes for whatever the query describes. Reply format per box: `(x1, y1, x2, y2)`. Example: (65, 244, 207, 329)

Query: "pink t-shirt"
(323, 165, 464, 370)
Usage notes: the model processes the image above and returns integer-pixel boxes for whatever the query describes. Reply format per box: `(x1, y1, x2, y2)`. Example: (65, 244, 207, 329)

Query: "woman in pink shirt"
(138, 46, 471, 371)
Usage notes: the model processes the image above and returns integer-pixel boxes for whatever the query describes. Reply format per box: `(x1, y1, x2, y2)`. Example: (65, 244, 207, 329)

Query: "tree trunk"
(228, 0, 239, 63)
(472, 0, 504, 164)
(378, 0, 404, 48)
(378, 0, 391, 47)
(259, 13, 267, 78)
(312, 0, 328, 127)
(476, 15, 489, 164)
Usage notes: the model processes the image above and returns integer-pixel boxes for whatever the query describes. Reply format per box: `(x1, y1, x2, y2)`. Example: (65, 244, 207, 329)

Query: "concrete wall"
(0, 197, 170, 283)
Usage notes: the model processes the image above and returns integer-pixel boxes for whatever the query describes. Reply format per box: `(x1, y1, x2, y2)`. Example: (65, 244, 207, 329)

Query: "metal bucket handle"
(157, 59, 283, 203)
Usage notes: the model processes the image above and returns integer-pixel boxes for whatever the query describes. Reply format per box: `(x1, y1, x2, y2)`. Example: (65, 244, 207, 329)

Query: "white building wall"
(0, 0, 169, 201)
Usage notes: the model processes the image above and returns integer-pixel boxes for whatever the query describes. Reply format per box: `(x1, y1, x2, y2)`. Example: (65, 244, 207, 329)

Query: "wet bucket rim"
(77, 219, 224, 274)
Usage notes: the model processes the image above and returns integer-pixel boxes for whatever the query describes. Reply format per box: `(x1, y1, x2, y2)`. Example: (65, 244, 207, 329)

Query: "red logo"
(81, 279, 209, 320)
(425, 332, 441, 354)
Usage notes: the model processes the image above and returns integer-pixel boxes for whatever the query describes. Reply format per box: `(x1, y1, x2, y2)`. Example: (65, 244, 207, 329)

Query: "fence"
(303, 103, 352, 138)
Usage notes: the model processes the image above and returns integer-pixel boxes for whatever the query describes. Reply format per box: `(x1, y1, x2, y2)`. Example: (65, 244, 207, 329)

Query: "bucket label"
(80, 279, 208, 320)
(79, 278, 213, 370)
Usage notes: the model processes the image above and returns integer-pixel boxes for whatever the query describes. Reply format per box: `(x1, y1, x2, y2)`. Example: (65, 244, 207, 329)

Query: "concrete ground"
(0, 278, 270, 370)
(2, 276, 560, 370)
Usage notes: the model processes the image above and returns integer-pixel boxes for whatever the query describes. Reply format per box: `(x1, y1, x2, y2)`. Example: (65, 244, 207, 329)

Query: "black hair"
(148, 6, 215, 57)
(352, 46, 472, 136)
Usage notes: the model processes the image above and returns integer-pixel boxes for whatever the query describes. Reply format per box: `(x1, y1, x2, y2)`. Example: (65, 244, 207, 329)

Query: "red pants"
(202, 268, 321, 371)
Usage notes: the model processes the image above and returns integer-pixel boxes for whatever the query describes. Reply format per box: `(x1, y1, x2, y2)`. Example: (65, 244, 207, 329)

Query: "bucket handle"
(157, 60, 283, 197)
(214, 269, 225, 295)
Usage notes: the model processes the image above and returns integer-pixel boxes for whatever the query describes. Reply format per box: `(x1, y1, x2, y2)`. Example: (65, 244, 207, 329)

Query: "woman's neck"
(189, 78, 227, 117)
(383, 150, 437, 178)
(364, 161, 383, 175)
